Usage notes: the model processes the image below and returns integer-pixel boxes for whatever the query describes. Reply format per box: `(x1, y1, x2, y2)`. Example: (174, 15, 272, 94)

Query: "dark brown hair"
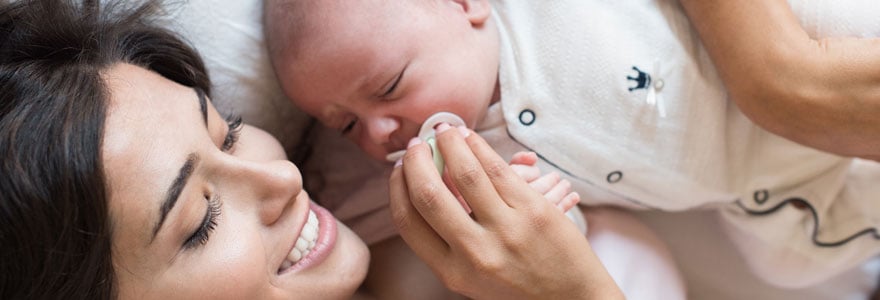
(0, 0, 210, 298)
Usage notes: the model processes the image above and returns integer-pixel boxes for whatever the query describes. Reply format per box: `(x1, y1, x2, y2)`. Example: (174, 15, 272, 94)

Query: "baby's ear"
(450, 0, 491, 26)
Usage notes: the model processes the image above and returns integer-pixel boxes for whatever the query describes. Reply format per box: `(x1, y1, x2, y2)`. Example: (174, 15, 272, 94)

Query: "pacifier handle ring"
(417, 112, 466, 140)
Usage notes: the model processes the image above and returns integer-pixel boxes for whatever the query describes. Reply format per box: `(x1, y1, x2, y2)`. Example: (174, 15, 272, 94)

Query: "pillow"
(160, 0, 312, 154)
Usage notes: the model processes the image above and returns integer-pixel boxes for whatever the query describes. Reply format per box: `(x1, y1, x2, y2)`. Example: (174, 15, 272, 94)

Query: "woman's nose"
(241, 159, 303, 225)
(363, 116, 400, 145)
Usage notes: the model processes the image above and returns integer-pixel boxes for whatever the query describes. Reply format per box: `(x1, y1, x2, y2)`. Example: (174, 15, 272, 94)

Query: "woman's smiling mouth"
(278, 203, 338, 275)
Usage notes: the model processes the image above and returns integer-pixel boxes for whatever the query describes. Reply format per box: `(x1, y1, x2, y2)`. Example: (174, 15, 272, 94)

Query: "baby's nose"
(364, 116, 399, 144)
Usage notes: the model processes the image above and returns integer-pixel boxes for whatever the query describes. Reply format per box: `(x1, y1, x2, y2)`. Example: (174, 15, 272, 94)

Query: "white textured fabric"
(161, 0, 312, 153)
(484, 0, 880, 289)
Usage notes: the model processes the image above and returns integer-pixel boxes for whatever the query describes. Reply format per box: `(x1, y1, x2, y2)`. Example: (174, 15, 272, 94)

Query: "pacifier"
(385, 112, 466, 173)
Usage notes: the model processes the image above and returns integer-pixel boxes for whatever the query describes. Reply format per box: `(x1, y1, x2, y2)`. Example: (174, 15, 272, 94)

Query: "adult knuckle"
(525, 206, 554, 231)
(411, 181, 444, 210)
(454, 166, 483, 187)
(389, 204, 414, 231)
(441, 273, 467, 294)
(462, 243, 504, 274)
(483, 160, 509, 179)
(494, 225, 529, 250)
(471, 254, 505, 275)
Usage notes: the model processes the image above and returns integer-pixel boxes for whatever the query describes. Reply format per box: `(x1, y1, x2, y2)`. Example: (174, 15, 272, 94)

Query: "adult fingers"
(401, 137, 481, 245)
(460, 127, 545, 209)
(441, 171, 472, 214)
(388, 163, 449, 261)
(433, 124, 511, 221)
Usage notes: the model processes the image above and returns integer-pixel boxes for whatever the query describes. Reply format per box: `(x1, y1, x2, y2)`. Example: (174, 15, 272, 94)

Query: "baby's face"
(276, 0, 500, 161)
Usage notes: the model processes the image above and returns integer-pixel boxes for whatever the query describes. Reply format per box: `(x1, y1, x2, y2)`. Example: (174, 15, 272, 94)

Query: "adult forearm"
(680, 0, 880, 158)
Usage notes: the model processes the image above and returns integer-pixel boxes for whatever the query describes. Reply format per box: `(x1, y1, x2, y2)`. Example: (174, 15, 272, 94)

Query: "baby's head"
(265, 0, 500, 161)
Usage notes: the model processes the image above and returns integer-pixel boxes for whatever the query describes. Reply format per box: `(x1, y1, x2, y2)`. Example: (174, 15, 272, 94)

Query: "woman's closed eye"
(183, 195, 221, 249)
(179, 113, 238, 250)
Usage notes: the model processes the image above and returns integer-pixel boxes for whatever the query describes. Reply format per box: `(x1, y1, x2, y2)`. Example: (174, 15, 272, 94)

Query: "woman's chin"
(333, 222, 371, 297)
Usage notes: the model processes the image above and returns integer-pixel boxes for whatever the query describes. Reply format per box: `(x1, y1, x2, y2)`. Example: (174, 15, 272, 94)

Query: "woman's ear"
(450, 0, 491, 26)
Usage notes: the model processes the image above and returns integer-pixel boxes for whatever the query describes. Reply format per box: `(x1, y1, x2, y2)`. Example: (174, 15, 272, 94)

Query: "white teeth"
(280, 210, 320, 272)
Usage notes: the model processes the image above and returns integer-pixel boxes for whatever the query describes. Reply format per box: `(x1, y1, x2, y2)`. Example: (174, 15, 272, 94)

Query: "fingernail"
(435, 122, 451, 133)
(407, 137, 422, 149)
(457, 125, 470, 137)
(394, 158, 403, 168)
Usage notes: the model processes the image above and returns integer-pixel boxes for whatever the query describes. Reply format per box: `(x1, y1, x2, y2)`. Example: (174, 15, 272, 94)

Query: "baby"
(266, 0, 880, 296)
(265, 1, 688, 298)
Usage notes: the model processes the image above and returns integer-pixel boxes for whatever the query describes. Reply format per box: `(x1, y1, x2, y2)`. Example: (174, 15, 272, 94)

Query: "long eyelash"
(222, 115, 243, 151)
(184, 196, 221, 249)
(382, 73, 402, 97)
(381, 66, 407, 98)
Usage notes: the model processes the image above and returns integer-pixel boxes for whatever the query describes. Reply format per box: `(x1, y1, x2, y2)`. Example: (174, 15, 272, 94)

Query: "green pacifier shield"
(427, 136, 444, 174)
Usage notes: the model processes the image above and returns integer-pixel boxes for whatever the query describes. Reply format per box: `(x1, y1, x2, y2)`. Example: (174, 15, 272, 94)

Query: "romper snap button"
(606, 171, 623, 183)
(753, 189, 769, 204)
(653, 79, 665, 91)
(518, 109, 536, 126)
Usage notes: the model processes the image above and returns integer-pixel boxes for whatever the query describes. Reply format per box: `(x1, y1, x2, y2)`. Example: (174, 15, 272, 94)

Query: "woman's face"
(102, 64, 369, 299)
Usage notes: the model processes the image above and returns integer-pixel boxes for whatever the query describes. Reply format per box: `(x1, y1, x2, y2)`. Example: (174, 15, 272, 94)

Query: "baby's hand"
(508, 151, 580, 213)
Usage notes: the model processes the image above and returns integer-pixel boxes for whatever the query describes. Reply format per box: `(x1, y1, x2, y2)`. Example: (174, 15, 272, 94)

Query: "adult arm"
(680, 0, 880, 160)
(388, 124, 623, 299)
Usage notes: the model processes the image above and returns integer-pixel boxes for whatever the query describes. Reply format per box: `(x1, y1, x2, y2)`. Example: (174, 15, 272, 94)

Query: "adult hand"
(680, 0, 880, 160)
(388, 123, 623, 300)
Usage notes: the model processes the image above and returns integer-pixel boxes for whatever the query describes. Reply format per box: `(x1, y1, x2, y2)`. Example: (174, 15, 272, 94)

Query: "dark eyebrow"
(149, 88, 207, 243)
(150, 152, 200, 243)
(196, 88, 207, 125)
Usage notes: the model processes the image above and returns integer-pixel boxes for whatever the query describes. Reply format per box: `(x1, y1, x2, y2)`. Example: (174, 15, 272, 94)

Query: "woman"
(0, 0, 621, 298)
(0, 0, 368, 297)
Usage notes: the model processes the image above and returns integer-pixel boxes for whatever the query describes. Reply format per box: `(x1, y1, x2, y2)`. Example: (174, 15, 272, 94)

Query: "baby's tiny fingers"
(544, 178, 572, 206)
(509, 164, 541, 182)
(509, 151, 538, 166)
(528, 172, 561, 195)
(557, 191, 580, 213)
